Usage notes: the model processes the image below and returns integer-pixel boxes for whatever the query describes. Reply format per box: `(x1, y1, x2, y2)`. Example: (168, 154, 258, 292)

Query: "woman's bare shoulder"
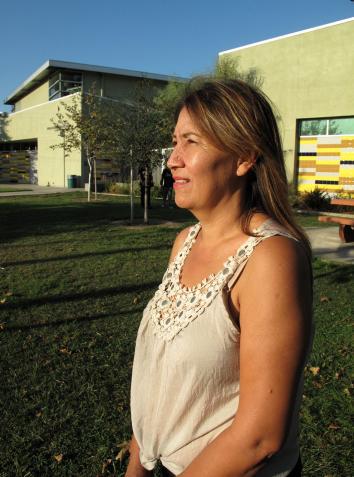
(168, 226, 193, 263)
(248, 234, 309, 279)
(232, 234, 312, 310)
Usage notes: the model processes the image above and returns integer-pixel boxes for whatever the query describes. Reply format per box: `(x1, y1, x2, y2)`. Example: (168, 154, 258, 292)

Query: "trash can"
(67, 175, 77, 188)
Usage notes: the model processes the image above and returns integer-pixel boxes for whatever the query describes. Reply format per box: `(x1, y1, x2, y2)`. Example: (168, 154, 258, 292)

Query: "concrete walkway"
(306, 226, 354, 264)
(0, 183, 84, 196)
(0, 184, 352, 263)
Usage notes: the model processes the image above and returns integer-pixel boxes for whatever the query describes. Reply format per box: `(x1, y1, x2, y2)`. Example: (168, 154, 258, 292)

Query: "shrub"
(300, 188, 331, 211)
(105, 181, 138, 195)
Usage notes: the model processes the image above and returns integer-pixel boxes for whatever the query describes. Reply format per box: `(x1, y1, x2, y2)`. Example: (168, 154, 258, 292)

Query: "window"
(49, 71, 82, 101)
(299, 117, 354, 136)
(329, 117, 354, 135)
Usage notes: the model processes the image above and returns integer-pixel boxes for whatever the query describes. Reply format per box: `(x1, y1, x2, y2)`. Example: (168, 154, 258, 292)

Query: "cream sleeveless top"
(131, 219, 310, 476)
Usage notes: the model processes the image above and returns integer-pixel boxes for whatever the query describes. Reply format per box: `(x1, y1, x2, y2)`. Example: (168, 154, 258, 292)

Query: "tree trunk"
(144, 164, 149, 225)
(94, 158, 97, 200)
(86, 146, 92, 202)
(130, 148, 134, 225)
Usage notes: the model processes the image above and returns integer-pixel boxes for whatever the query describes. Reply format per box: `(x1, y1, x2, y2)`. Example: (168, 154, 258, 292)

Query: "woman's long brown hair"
(176, 77, 312, 263)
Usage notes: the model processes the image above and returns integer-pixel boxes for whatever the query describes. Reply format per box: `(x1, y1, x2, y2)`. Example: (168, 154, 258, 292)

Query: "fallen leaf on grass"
(4, 291, 13, 297)
(115, 440, 130, 462)
(101, 458, 113, 474)
(335, 369, 345, 379)
(59, 347, 71, 355)
(309, 366, 320, 375)
(320, 296, 330, 302)
(54, 454, 63, 463)
(133, 296, 139, 304)
(0, 298, 6, 304)
(0, 322, 5, 331)
(328, 423, 340, 430)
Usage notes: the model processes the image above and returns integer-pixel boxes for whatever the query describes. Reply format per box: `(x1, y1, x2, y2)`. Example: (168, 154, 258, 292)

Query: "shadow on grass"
(4, 305, 146, 332)
(3, 244, 171, 267)
(0, 193, 193, 242)
(313, 263, 354, 284)
(2, 281, 160, 311)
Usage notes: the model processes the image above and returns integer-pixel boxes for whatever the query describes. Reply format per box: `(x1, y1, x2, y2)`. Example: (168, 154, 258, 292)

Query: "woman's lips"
(173, 178, 190, 189)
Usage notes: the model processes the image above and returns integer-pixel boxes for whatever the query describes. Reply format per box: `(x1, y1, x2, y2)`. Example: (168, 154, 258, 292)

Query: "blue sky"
(2, 0, 353, 111)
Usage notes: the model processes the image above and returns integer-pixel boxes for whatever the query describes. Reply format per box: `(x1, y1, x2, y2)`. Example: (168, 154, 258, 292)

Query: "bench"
(318, 198, 354, 243)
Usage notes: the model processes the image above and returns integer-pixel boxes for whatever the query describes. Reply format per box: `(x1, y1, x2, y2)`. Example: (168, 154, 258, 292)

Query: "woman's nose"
(167, 146, 184, 169)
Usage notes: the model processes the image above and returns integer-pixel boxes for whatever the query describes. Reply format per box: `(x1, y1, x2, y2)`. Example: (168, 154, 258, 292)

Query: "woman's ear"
(236, 154, 257, 177)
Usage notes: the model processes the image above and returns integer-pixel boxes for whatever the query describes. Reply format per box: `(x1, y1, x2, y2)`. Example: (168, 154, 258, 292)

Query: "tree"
(50, 87, 122, 201)
(214, 55, 264, 88)
(117, 79, 167, 224)
(153, 81, 186, 146)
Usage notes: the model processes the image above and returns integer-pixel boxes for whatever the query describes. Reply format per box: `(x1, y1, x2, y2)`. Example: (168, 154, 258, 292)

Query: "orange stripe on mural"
(316, 165, 340, 172)
(299, 160, 316, 167)
(341, 140, 354, 148)
(317, 152, 340, 156)
(317, 144, 341, 149)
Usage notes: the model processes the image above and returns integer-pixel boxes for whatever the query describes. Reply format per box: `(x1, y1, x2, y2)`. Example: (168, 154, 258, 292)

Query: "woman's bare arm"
(179, 236, 312, 477)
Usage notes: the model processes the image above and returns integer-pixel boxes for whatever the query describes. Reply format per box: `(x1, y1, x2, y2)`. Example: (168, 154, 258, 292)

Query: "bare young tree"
(50, 87, 122, 201)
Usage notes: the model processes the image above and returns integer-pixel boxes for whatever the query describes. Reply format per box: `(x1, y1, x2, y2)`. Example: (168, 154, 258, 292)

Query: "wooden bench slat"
(318, 216, 354, 226)
(331, 198, 354, 207)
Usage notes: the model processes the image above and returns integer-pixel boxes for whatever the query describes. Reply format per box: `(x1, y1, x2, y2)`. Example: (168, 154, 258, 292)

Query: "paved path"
(0, 184, 84, 196)
(0, 185, 352, 263)
(306, 226, 354, 264)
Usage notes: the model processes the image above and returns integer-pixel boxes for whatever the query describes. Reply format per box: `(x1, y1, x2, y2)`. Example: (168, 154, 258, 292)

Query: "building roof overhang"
(4, 59, 188, 105)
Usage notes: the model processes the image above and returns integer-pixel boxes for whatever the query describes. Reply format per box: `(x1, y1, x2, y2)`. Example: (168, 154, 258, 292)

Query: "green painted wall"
(4, 94, 82, 187)
(221, 19, 354, 179)
(14, 81, 49, 112)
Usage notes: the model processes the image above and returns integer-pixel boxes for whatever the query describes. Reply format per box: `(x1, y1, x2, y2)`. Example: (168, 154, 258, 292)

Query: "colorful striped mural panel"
(298, 135, 354, 193)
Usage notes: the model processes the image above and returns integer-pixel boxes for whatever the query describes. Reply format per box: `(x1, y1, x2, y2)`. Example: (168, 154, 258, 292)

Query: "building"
(0, 60, 185, 187)
(219, 17, 354, 194)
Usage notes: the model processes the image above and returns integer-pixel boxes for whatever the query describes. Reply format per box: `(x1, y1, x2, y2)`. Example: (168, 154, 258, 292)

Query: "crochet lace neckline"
(147, 219, 289, 342)
(177, 222, 265, 291)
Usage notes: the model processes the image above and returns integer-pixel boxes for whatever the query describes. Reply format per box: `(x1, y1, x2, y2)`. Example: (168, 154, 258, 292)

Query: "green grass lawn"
(0, 193, 352, 476)
(0, 187, 33, 193)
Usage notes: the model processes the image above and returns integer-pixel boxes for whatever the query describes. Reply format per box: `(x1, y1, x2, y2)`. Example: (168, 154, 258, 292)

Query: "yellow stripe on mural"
(340, 169, 354, 178)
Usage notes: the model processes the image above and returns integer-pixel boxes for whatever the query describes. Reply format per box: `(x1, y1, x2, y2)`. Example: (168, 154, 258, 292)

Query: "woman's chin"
(174, 198, 193, 210)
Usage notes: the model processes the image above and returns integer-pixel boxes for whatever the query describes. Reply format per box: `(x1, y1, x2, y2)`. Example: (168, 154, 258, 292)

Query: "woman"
(126, 78, 313, 477)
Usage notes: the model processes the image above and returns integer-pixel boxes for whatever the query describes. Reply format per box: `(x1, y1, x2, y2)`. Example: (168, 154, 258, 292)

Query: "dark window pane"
(61, 71, 82, 82)
(49, 73, 60, 86)
(50, 92, 61, 101)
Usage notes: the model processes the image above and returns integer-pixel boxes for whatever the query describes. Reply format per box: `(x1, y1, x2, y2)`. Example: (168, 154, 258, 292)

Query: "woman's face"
(167, 107, 239, 213)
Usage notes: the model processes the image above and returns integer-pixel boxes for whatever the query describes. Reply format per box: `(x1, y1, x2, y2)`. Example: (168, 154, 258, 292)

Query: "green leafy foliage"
(214, 56, 264, 88)
(50, 87, 123, 201)
(300, 188, 332, 211)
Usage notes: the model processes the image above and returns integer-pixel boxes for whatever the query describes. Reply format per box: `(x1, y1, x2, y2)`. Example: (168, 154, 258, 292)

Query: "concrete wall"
(13, 81, 49, 112)
(221, 19, 354, 180)
(3, 94, 82, 187)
